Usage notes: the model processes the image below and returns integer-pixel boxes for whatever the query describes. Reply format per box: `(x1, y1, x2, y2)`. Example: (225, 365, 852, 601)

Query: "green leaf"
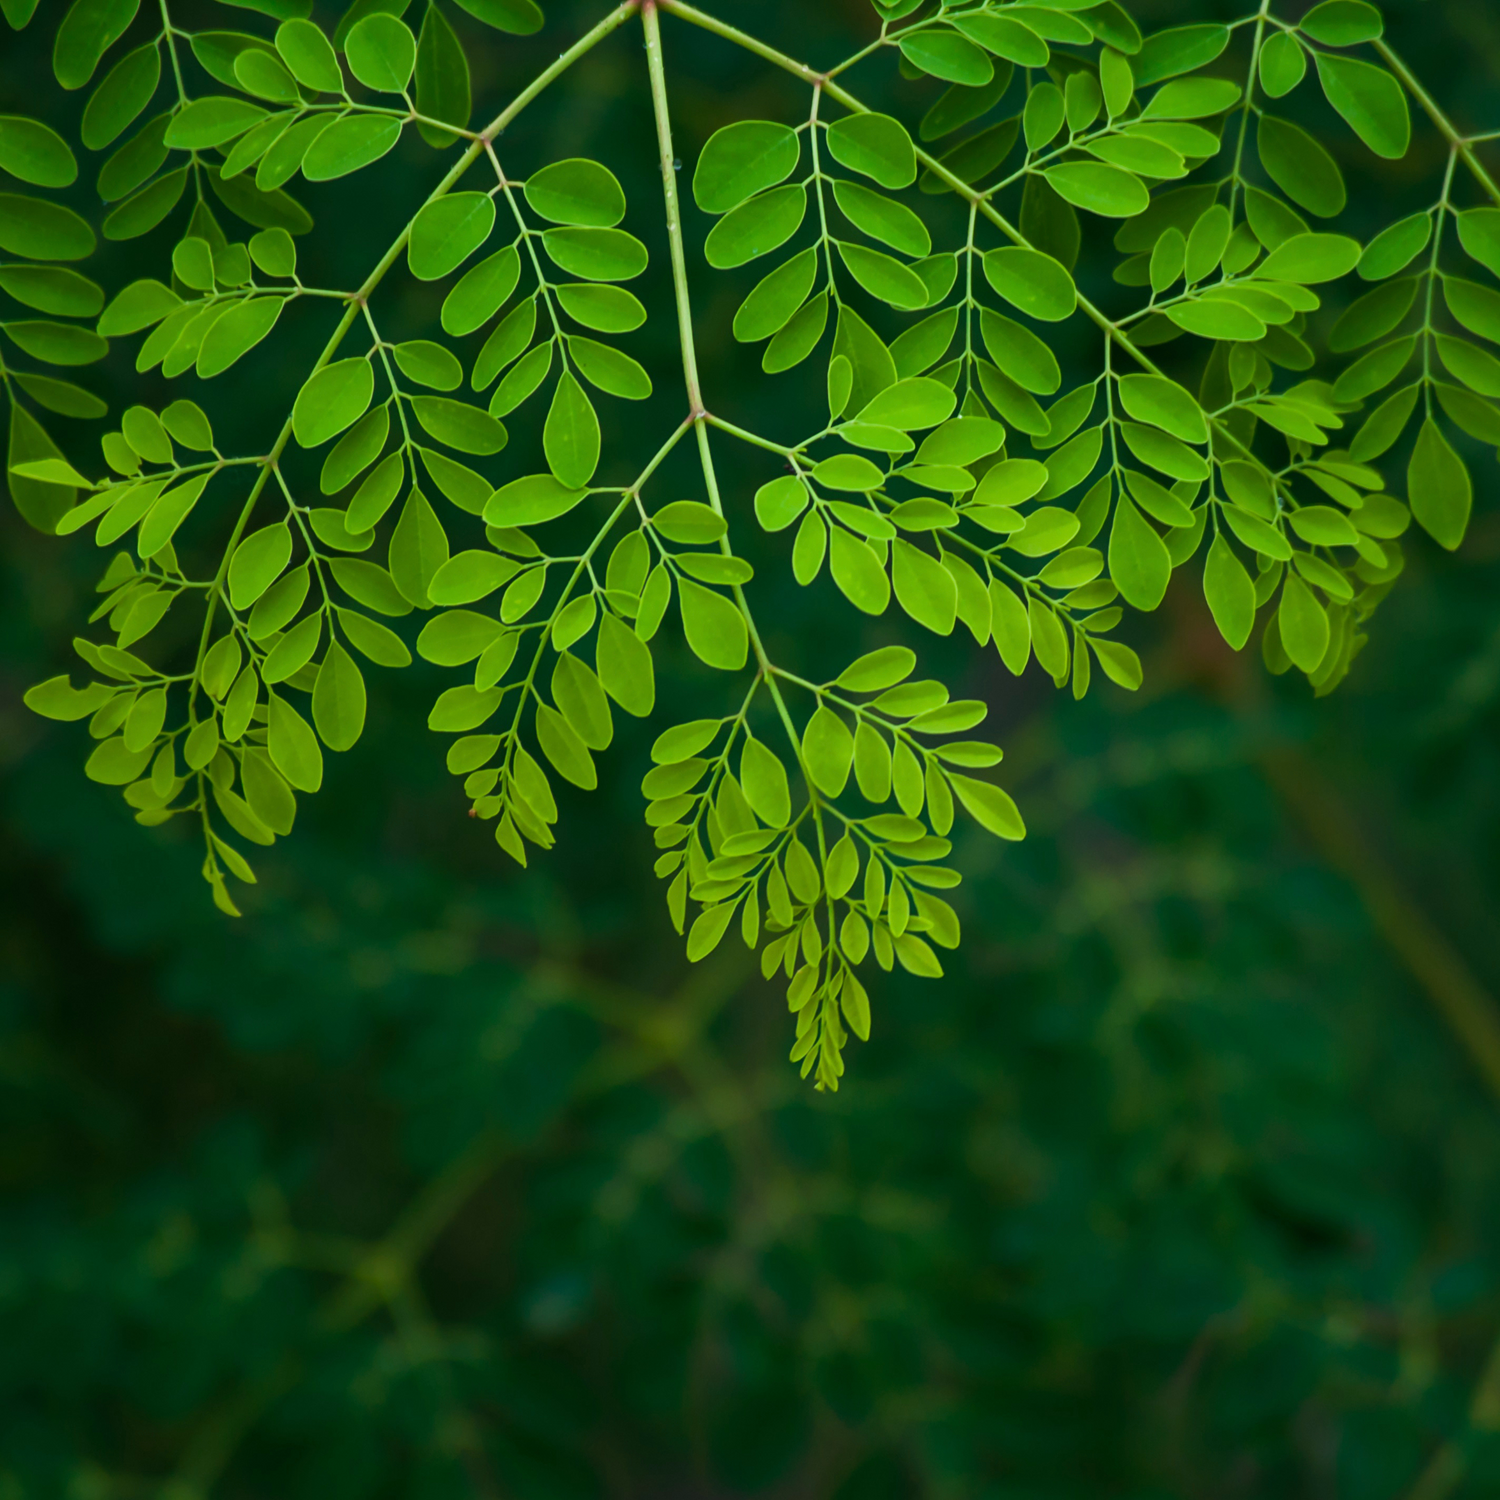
(1407, 416, 1471, 551)
(834, 240, 927, 310)
(97, 110, 168, 201)
(1089, 637, 1144, 691)
(552, 651, 611, 749)
(1301, 0, 1383, 45)
(740, 737, 791, 825)
(566, 336, 651, 400)
(525, 158, 626, 228)
(812, 454, 883, 491)
(1457, 209, 1500, 280)
(857, 376, 956, 431)
(1330, 278, 1417, 352)
(429, 683, 502, 733)
(704, 184, 806, 269)
(803, 704, 854, 795)
(4, 320, 106, 365)
(302, 115, 401, 180)
(7, 406, 77, 534)
(414, 0, 471, 146)
(954, 12, 1048, 66)
(554, 282, 645, 335)
(921, 118, 1020, 196)
(197, 297, 284, 378)
(222, 112, 294, 179)
(417, 448, 489, 513)
(388, 487, 449, 607)
(982, 247, 1076, 322)
(228, 522, 293, 610)
(832, 179, 931, 259)
(473, 301, 538, 391)
(268, 693, 324, 791)
(0, 115, 77, 187)
(1120, 422, 1207, 482)
(1108, 496, 1171, 610)
(164, 97, 266, 151)
(345, 13, 415, 91)
(1023, 82, 1065, 153)
(0, 265, 99, 317)
(1117, 374, 1206, 443)
(1134, 23, 1230, 85)
(1140, 77, 1241, 119)
(834, 305, 898, 416)
(1257, 115, 1345, 218)
(755, 475, 808, 532)
(900, 31, 994, 87)
(919, 69, 1012, 142)
(275, 18, 343, 92)
(54, 0, 140, 90)
(428, 550, 515, 605)
(14, 373, 105, 419)
(1360, 212, 1432, 281)
(393, 339, 462, 391)
(693, 120, 799, 214)
(542, 227, 649, 281)
(679, 580, 748, 671)
(0, 192, 96, 260)
(1444, 277, 1500, 345)
(234, 47, 300, 103)
(651, 720, 722, 766)
(241, 750, 294, 839)
(595, 611, 654, 716)
(1258, 32, 1307, 98)
(653, 500, 725, 544)
(138, 473, 208, 556)
(488, 339, 551, 415)
(24, 674, 118, 722)
(733, 248, 817, 342)
(1258, 231, 1361, 283)
(411, 394, 507, 455)
(543, 371, 599, 488)
(829, 526, 891, 615)
(763, 292, 828, 373)
(949, 774, 1025, 840)
(892, 539, 957, 634)
(417, 609, 503, 665)
(1202, 533, 1255, 648)
(321, 406, 389, 495)
(990, 581, 1031, 674)
(262, 611, 323, 686)
(1277, 571, 1328, 673)
(293, 358, 374, 448)
(1435, 334, 1500, 398)
(826, 113, 917, 189)
(409, 192, 494, 280)
(1043, 162, 1149, 218)
(1165, 297, 1265, 342)
(979, 309, 1061, 395)
(1314, 53, 1408, 160)
(453, 0, 541, 32)
(484, 473, 585, 527)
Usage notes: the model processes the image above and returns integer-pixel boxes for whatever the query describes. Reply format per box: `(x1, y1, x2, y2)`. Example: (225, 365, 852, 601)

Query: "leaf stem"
(1377, 40, 1500, 206)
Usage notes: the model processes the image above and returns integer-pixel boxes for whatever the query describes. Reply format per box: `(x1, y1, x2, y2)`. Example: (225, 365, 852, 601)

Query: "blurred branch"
(1377, 41, 1500, 205)
(1405, 1331, 1500, 1500)
(1261, 746, 1500, 1105)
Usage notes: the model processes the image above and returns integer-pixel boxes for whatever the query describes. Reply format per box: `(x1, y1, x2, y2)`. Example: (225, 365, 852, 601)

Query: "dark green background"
(3, 0, 1500, 1494)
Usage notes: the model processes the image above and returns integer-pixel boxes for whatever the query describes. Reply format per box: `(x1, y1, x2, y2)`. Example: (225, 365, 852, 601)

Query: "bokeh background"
(4, 0, 1500, 1494)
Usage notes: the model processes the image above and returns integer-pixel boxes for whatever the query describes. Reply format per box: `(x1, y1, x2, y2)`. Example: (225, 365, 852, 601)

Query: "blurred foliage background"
(4, 0, 1500, 1495)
